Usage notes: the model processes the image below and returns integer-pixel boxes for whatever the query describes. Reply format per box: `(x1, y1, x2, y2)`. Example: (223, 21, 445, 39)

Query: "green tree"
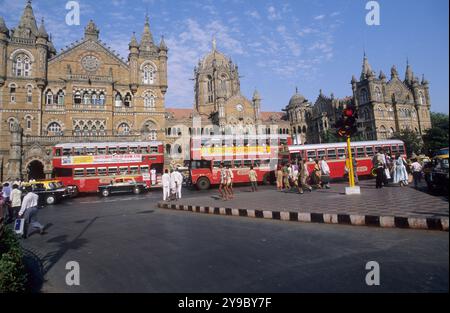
(423, 112, 449, 155)
(393, 129, 423, 157)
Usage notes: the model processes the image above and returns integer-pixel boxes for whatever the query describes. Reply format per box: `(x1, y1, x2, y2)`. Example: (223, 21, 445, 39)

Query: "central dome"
(289, 89, 307, 107)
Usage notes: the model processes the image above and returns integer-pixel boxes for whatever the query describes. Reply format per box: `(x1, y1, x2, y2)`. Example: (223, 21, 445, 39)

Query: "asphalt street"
(20, 185, 449, 293)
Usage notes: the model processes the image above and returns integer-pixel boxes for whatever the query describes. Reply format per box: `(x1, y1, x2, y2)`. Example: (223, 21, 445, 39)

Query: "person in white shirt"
(173, 168, 184, 200)
(410, 159, 423, 189)
(320, 157, 331, 189)
(18, 190, 44, 238)
(9, 184, 22, 223)
(169, 169, 178, 201)
(150, 168, 157, 186)
(161, 169, 171, 201)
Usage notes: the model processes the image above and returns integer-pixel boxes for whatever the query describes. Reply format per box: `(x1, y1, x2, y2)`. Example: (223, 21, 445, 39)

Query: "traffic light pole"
(347, 136, 355, 187)
(345, 135, 360, 195)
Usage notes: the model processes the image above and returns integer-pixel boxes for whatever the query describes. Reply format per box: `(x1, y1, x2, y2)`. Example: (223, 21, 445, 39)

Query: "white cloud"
(314, 14, 326, 20)
(246, 10, 261, 19)
(267, 6, 281, 21)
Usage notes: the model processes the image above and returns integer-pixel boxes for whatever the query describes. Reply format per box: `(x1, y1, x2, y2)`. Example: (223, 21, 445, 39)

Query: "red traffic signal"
(343, 107, 354, 117)
(336, 106, 358, 137)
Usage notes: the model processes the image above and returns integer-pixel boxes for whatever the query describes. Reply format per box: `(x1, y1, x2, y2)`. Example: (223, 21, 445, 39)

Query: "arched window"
(99, 92, 105, 105)
(418, 91, 426, 106)
(165, 144, 171, 154)
(388, 127, 394, 138)
(124, 93, 132, 107)
(143, 64, 155, 84)
(115, 93, 122, 107)
(26, 117, 32, 130)
(26, 85, 33, 103)
(83, 92, 90, 105)
(10, 84, 16, 103)
(360, 88, 369, 104)
(118, 122, 131, 135)
(379, 125, 387, 139)
(302, 126, 307, 133)
(91, 92, 97, 105)
(57, 90, 64, 105)
(46, 90, 54, 105)
(8, 118, 19, 130)
(47, 122, 62, 135)
(144, 92, 155, 109)
(207, 75, 213, 103)
(374, 87, 382, 102)
(74, 91, 82, 104)
(13, 54, 31, 77)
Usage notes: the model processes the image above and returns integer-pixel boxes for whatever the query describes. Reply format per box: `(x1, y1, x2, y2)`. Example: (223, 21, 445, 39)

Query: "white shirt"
(11, 188, 22, 207)
(170, 172, 177, 188)
(320, 160, 330, 175)
(161, 173, 171, 187)
(150, 169, 156, 179)
(411, 162, 422, 172)
(19, 192, 39, 216)
(174, 171, 183, 185)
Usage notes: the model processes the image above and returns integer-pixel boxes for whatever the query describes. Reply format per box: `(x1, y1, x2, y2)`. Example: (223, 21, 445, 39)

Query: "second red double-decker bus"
(52, 141, 164, 194)
(189, 134, 291, 190)
(288, 139, 406, 179)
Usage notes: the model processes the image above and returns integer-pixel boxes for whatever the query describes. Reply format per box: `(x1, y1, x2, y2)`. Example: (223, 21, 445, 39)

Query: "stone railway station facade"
(0, 2, 432, 181)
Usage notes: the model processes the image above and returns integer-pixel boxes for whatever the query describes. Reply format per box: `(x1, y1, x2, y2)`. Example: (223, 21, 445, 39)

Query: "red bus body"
(52, 141, 164, 193)
(189, 135, 291, 189)
(288, 139, 406, 179)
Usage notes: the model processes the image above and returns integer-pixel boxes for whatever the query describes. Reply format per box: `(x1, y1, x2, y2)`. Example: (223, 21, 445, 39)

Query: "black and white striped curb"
(157, 202, 449, 231)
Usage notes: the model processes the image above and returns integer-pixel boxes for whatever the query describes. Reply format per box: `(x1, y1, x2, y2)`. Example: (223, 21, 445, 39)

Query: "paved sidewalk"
(158, 181, 449, 231)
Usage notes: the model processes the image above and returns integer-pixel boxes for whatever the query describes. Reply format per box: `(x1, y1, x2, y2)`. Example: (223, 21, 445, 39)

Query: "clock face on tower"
(236, 104, 244, 112)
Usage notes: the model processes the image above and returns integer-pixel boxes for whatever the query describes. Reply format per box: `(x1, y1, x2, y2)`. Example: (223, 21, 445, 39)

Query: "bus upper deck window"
(86, 148, 96, 155)
(356, 147, 365, 158)
(366, 147, 374, 156)
(140, 166, 149, 173)
(108, 147, 117, 155)
(150, 146, 158, 153)
(317, 150, 326, 159)
(74, 148, 83, 156)
(108, 167, 118, 175)
(54, 149, 62, 157)
(119, 147, 128, 154)
(74, 168, 84, 177)
(129, 147, 138, 154)
(337, 149, 346, 159)
(97, 148, 106, 155)
(63, 148, 72, 156)
(140, 146, 148, 154)
(307, 150, 316, 161)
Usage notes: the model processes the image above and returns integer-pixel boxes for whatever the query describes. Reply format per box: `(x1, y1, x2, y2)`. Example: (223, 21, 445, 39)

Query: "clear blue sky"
(1, 0, 448, 113)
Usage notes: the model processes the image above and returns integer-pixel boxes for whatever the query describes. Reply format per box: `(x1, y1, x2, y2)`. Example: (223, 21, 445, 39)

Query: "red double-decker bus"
(288, 139, 406, 179)
(52, 141, 164, 194)
(188, 134, 291, 190)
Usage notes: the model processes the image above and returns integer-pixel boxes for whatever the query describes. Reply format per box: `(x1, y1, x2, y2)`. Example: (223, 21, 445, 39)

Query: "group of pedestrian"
(218, 163, 234, 200)
(372, 148, 424, 189)
(162, 168, 183, 201)
(276, 157, 334, 194)
(1, 178, 46, 239)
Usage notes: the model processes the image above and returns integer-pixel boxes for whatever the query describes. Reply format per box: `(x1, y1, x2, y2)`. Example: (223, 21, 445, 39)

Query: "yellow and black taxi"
(98, 176, 148, 197)
(21, 179, 70, 205)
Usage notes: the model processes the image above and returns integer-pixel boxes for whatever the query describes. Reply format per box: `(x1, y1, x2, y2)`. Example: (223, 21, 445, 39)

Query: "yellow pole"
(347, 136, 355, 187)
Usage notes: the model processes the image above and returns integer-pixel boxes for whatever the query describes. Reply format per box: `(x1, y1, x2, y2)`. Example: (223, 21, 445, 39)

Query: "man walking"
(162, 169, 171, 201)
(372, 149, 385, 189)
(2, 182, 11, 223)
(248, 166, 258, 192)
(320, 156, 331, 189)
(18, 189, 45, 238)
(174, 168, 184, 200)
(299, 159, 312, 194)
(150, 167, 157, 186)
(410, 159, 423, 189)
(9, 184, 22, 224)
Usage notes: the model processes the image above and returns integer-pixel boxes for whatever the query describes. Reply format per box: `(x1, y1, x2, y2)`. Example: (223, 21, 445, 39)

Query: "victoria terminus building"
(0, 1, 432, 180)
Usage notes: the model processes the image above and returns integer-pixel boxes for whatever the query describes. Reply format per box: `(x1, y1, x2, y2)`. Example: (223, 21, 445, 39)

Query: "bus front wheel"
(196, 177, 211, 190)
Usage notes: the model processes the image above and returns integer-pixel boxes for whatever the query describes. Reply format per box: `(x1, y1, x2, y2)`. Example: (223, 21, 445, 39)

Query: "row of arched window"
(46, 90, 65, 105)
(9, 84, 33, 103)
(12, 53, 31, 77)
(292, 125, 308, 134)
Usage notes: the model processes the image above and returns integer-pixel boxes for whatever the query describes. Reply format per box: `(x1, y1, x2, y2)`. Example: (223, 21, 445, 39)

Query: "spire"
(351, 75, 357, 83)
(37, 17, 48, 39)
(421, 74, 429, 85)
(48, 34, 56, 54)
(361, 53, 373, 80)
(391, 65, 398, 79)
(212, 35, 217, 51)
(379, 70, 386, 80)
(159, 35, 167, 51)
(14, 0, 38, 38)
(252, 89, 261, 100)
(405, 59, 413, 84)
(129, 32, 139, 48)
(84, 20, 99, 40)
(0, 16, 9, 36)
(140, 14, 154, 49)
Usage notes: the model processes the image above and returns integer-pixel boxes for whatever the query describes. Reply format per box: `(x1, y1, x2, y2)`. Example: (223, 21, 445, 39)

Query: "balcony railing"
(72, 104, 106, 110)
(24, 134, 139, 145)
(45, 104, 65, 111)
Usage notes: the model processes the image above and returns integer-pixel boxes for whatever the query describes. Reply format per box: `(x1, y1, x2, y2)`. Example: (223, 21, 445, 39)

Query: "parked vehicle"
(424, 156, 449, 192)
(21, 180, 69, 205)
(98, 177, 147, 197)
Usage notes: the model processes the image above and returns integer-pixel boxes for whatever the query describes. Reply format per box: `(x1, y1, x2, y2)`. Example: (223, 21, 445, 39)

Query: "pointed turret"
(140, 14, 154, 50)
(84, 20, 99, 41)
(405, 59, 413, 84)
(13, 0, 39, 38)
(129, 32, 139, 48)
(391, 65, 399, 79)
(37, 17, 48, 39)
(351, 75, 357, 84)
(252, 89, 261, 101)
(48, 34, 56, 56)
(159, 35, 167, 51)
(0, 17, 9, 36)
(421, 74, 429, 85)
(379, 70, 386, 80)
(360, 52, 374, 80)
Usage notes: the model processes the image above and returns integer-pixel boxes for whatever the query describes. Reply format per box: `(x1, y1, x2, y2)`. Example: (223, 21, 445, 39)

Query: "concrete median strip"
(157, 202, 449, 232)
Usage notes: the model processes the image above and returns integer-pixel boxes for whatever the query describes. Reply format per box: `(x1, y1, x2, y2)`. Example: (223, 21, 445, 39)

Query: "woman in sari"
(393, 153, 409, 186)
